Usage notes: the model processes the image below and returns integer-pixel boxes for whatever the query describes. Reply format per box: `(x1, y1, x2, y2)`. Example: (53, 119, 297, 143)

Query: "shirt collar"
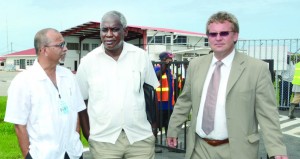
(31, 59, 66, 80)
(98, 42, 128, 59)
(211, 49, 235, 67)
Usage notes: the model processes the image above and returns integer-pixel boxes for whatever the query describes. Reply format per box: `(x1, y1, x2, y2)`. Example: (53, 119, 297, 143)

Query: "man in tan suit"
(167, 11, 288, 159)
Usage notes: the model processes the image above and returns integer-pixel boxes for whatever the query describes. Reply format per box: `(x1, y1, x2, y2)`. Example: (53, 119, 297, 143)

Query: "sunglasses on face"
(45, 41, 66, 49)
(207, 31, 234, 38)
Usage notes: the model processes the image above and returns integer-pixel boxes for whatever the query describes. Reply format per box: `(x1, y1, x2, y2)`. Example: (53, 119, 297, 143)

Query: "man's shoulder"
(56, 66, 76, 79)
(189, 54, 211, 65)
(236, 52, 266, 65)
(81, 46, 103, 61)
(124, 42, 146, 54)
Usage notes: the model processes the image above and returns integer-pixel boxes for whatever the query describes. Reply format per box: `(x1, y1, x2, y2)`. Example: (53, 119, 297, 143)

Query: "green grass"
(0, 96, 88, 159)
(0, 96, 22, 159)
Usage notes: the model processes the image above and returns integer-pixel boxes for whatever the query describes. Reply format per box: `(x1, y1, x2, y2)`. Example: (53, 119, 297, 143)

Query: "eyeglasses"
(207, 31, 234, 38)
(45, 41, 65, 49)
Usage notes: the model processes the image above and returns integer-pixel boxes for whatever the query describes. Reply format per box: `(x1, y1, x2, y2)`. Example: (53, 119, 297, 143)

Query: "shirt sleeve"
(76, 59, 89, 100)
(71, 75, 86, 112)
(4, 73, 31, 125)
(144, 55, 160, 88)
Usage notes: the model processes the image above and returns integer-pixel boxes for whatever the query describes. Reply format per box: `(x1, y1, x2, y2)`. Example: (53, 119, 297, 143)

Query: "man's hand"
(273, 155, 288, 159)
(167, 137, 177, 148)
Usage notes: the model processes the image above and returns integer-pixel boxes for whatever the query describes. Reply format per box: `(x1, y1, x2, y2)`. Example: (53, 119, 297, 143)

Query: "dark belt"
(201, 138, 229, 146)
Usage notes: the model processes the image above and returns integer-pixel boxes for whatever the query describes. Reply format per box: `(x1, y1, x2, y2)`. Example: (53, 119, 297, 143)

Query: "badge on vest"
(59, 100, 70, 114)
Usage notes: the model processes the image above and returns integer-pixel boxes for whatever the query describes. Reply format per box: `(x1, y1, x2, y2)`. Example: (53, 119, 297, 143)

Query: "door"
(20, 59, 26, 69)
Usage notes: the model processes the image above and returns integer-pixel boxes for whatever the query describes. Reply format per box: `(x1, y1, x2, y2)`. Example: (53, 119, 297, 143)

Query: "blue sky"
(0, 0, 299, 55)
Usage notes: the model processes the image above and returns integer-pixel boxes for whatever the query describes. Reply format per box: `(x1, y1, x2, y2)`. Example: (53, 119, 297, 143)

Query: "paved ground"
(1, 71, 300, 159)
(0, 71, 20, 96)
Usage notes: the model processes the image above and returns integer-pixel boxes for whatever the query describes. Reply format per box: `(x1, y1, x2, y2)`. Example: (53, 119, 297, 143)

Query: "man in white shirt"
(5, 28, 86, 159)
(76, 11, 159, 159)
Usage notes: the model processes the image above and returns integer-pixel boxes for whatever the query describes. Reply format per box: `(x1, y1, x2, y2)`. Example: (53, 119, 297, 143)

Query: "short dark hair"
(34, 28, 59, 55)
(206, 11, 239, 35)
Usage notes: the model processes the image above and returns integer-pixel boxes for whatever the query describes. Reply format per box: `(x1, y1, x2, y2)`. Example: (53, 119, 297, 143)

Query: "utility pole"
(6, 17, 9, 53)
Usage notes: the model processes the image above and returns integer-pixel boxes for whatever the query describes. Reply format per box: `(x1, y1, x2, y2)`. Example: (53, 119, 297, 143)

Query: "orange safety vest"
(156, 73, 175, 105)
(178, 75, 182, 90)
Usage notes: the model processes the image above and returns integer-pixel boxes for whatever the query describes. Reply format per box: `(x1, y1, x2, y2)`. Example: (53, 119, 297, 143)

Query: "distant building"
(0, 57, 6, 70)
(3, 21, 209, 71)
(4, 48, 35, 70)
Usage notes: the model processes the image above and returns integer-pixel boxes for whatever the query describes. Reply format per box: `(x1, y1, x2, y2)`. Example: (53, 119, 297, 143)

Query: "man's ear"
(40, 47, 48, 57)
(123, 27, 128, 37)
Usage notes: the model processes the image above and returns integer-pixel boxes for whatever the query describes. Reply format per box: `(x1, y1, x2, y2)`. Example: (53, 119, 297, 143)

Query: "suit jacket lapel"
(226, 52, 246, 95)
(193, 54, 212, 114)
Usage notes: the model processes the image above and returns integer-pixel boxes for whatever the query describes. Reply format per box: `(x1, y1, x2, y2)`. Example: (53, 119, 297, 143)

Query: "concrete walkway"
(0, 71, 20, 96)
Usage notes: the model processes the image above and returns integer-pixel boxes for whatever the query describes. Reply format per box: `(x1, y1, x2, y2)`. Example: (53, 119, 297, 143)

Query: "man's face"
(100, 15, 128, 53)
(164, 58, 173, 64)
(207, 21, 238, 55)
(44, 31, 68, 64)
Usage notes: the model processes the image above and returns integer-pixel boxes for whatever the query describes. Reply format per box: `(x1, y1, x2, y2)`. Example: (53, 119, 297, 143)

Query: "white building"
(3, 22, 209, 71)
(4, 48, 35, 71)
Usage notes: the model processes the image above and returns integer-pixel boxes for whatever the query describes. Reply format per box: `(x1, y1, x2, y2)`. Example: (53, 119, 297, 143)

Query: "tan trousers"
(89, 131, 155, 159)
(191, 136, 230, 159)
(291, 92, 300, 104)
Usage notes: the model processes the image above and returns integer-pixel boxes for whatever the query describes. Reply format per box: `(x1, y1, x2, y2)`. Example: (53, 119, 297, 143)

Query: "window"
(154, 36, 164, 44)
(147, 37, 154, 44)
(204, 38, 208, 46)
(0, 62, 4, 66)
(165, 36, 171, 43)
(82, 43, 89, 51)
(91, 44, 99, 50)
(67, 43, 79, 50)
(14, 59, 20, 65)
(147, 36, 166, 44)
(26, 59, 34, 66)
(174, 36, 187, 44)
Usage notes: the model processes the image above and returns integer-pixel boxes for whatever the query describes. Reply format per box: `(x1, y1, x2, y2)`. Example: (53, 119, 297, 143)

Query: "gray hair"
(34, 28, 59, 55)
(206, 11, 239, 35)
(101, 10, 127, 28)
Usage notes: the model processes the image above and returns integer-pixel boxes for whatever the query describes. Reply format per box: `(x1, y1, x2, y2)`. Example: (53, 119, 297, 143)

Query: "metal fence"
(152, 61, 188, 152)
(236, 39, 300, 109)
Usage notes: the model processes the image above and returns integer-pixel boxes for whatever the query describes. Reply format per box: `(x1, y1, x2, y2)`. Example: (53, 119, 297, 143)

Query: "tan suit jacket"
(167, 52, 287, 159)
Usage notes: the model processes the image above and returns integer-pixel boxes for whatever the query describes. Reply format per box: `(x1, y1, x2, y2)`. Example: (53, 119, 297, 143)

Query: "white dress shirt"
(196, 51, 235, 140)
(281, 63, 294, 82)
(76, 42, 159, 144)
(5, 60, 85, 159)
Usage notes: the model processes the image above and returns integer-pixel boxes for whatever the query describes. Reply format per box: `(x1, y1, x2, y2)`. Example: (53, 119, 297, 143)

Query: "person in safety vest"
(155, 52, 175, 137)
(289, 59, 300, 119)
(278, 55, 294, 110)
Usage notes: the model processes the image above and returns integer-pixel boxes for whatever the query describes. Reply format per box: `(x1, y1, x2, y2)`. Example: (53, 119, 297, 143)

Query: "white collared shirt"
(196, 50, 235, 140)
(5, 60, 86, 159)
(281, 63, 294, 82)
(76, 42, 159, 144)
